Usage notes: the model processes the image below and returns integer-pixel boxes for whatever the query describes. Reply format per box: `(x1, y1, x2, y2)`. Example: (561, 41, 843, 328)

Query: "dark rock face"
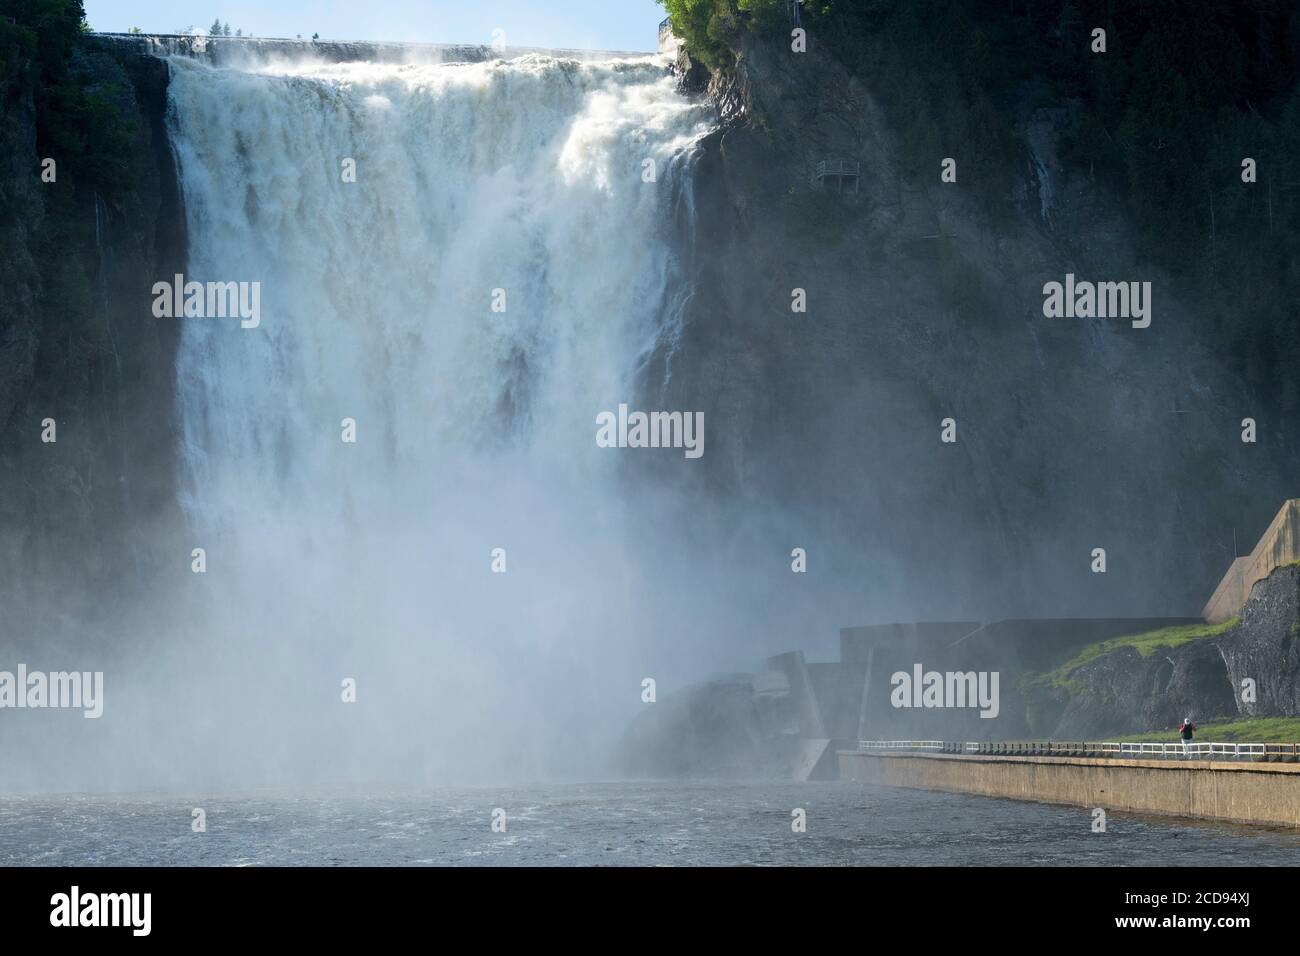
(671, 48, 710, 97)
(0, 40, 185, 640)
(1221, 566, 1300, 716)
(0, 41, 43, 445)
(653, 31, 1293, 621)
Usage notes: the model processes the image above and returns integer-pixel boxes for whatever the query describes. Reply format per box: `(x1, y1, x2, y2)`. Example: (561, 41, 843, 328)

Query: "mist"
(0, 46, 916, 793)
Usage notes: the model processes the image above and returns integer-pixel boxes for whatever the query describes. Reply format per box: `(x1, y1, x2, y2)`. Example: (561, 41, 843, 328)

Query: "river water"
(4, 781, 1298, 866)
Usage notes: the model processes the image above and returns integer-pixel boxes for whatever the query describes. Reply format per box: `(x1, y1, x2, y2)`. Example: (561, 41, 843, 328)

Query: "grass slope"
(1026, 618, 1240, 693)
(1123, 717, 1300, 743)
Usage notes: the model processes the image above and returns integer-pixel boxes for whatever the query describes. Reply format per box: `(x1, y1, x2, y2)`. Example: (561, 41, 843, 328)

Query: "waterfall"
(159, 50, 714, 782)
(167, 52, 711, 521)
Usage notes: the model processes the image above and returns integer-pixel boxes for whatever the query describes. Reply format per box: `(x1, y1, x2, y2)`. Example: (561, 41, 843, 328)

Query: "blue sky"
(84, 0, 668, 52)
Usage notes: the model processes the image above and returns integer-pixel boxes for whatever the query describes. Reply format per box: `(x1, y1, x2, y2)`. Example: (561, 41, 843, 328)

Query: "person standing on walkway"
(1179, 716, 1197, 757)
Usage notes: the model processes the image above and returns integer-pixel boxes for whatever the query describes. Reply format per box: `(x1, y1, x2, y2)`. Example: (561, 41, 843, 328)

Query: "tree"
(209, 19, 222, 36)
(658, 0, 735, 70)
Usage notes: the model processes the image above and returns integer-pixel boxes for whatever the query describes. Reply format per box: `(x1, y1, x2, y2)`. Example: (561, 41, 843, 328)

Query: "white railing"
(1115, 741, 1271, 759)
(815, 160, 860, 179)
(859, 740, 1300, 760)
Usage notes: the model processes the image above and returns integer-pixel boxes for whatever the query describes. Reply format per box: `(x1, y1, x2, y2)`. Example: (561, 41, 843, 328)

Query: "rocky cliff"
(652, 16, 1297, 621)
(0, 22, 185, 642)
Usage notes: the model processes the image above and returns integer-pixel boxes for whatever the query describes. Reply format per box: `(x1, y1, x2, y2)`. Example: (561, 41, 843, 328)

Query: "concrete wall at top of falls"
(88, 33, 651, 67)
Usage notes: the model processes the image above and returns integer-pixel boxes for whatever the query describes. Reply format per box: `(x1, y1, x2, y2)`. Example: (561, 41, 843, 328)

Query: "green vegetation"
(1124, 717, 1300, 743)
(1, 0, 141, 199)
(657, 0, 786, 70)
(658, 0, 1300, 412)
(1029, 618, 1240, 690)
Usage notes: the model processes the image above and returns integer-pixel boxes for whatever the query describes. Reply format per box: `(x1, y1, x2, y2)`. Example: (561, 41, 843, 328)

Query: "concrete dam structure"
(625, 614, 1203, 781)
(780, 616, 1199, 761)
(1203, 499, 1300, 624)
(823, 503, 1300, 826)
(629, 500, 1300, 798)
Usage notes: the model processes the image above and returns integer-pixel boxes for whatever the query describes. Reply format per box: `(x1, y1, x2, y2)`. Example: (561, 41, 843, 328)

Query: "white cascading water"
(160, 51, 715, 784)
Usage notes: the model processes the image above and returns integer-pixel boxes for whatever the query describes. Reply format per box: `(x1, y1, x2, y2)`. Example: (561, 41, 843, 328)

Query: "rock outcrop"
(1031, 565, 1300, 738)
(1035, 635, 1238, 739)
(1221, 565, 1300, 717)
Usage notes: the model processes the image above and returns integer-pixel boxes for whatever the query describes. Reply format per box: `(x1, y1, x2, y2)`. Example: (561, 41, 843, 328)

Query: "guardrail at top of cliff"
(858, 739, 1300, 760)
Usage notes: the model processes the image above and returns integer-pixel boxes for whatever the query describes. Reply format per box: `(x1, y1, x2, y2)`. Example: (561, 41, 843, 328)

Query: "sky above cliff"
(84, 0, 666, 52)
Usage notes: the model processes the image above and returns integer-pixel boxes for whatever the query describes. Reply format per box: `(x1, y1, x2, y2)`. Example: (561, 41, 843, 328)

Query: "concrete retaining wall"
(838, 750, 1300, 827)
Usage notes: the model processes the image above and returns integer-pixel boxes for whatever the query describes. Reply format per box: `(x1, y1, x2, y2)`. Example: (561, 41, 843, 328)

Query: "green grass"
(1027, 618, 1240, 691)
(1122, 717, 1300, 743)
